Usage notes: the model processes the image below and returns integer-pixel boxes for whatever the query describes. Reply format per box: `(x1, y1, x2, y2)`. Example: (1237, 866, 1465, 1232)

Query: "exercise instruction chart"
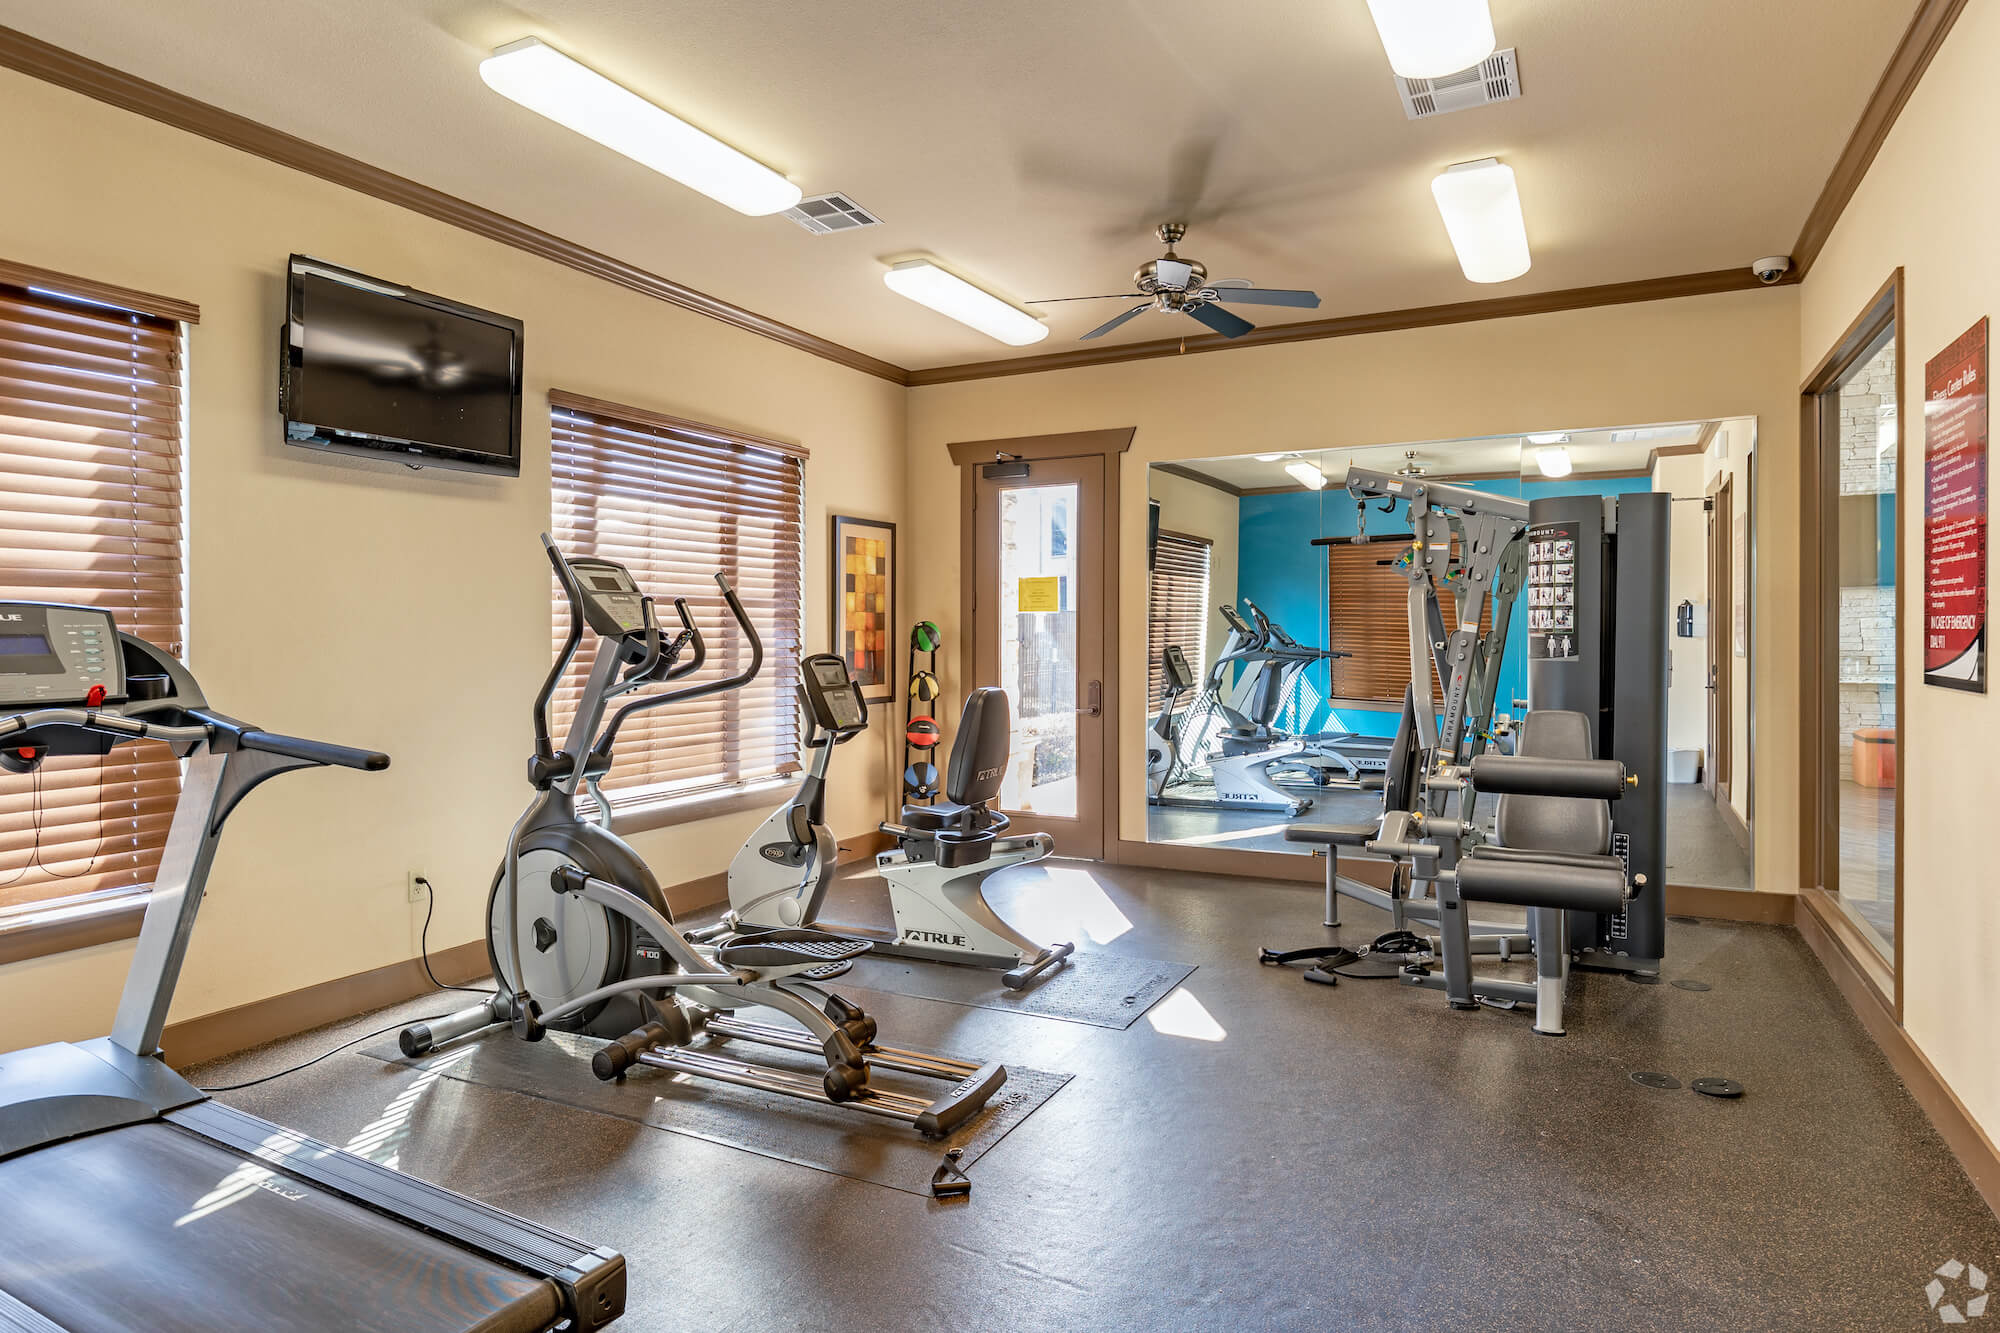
(1924, 316, 1988, 692)
(1525, 522, 1579, 661)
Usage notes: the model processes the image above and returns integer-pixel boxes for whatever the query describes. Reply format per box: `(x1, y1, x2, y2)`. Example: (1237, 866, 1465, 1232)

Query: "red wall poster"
(1924, 317, 1988, 691)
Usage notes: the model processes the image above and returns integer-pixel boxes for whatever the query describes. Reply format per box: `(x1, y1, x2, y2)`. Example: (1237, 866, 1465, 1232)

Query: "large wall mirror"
(1144, 420, 1756, 893)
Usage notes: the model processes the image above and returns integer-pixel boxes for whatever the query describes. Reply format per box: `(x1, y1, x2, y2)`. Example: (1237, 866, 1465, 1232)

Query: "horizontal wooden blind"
(0, 282, 184, 913)
(551, 396, 804, 806)
(1148, 530, 1211, 712)
(1326, 538, 1491, 705)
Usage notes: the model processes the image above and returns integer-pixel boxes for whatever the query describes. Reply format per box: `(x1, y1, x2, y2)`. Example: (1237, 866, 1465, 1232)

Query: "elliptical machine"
(722, 652, 1073, 990)
(1145, 644, 1197, 799)
(401, 538, 1005, 1138)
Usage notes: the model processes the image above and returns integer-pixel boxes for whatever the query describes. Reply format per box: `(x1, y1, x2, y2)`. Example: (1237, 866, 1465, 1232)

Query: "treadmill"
(0, 603, 626, 1333)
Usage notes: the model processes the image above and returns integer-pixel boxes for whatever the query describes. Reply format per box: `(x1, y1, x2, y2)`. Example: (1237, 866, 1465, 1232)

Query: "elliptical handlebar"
(595, 571, 764, 759)
(535, 534, 588, 762)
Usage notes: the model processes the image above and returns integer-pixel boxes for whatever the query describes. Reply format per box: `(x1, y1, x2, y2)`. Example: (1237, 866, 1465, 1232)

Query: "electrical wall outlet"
(407, 870, 427, 903)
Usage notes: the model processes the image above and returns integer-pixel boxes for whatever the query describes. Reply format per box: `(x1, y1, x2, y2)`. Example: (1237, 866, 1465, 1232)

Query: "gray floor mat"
(841, 952, 1197, 1029)
(360, 1031, 1068, 1197)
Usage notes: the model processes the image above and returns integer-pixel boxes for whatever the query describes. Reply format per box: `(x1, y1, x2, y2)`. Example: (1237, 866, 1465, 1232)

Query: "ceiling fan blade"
(1026, 294, 1145, 304)
(1080, 304, 1155, 341)
(1208, 287, 1322, 308)
(1154, 259, 1195, 290)
(1185, 301, 1256, 339)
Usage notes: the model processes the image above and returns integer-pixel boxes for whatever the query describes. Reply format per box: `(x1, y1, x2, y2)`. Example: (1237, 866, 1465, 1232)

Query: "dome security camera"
(1751, 255, 1792, 284)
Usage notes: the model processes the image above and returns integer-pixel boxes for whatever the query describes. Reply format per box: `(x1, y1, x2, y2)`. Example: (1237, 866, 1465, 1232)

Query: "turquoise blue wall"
(1234, 475, 1657, 736)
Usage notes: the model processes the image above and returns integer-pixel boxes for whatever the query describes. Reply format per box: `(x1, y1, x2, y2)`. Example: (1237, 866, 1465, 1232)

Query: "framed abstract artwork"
(831, 514, 896, 702)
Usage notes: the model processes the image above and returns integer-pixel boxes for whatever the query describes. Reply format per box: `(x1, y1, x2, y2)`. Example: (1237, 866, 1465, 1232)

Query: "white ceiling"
(0, 0, 1917, 369)
(1174, 421, 1709, 490)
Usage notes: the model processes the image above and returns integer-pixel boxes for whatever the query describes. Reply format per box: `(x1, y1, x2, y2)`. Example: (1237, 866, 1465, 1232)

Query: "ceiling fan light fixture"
(883, 261, 1049, 346)
(1285, 460, 1329, 490)
(480, 38, 801, 216)
(1431, 158, 1532, 284)
(1364, 0, 1496, 80)
(1535, 446, 1572, 478)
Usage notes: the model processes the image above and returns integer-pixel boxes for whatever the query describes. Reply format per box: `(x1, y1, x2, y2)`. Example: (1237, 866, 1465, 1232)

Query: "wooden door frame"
(951, 428, 1133, 862)
(1705, 473, 1734, 802)
(1796, 267, 1905, 1022)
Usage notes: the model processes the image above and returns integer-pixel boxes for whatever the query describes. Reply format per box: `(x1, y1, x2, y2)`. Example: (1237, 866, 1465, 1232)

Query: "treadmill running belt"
(0, 1123, 561, 1333)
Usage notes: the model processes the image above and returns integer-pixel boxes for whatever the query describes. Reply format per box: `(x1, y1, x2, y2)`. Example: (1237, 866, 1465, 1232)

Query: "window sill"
(0, 891, 147, 966)
(605, 778, 793, 838)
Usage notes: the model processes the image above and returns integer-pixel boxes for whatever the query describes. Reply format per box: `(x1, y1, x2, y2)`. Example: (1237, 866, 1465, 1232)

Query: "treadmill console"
(567, 558, 651, 639)
(0, 604, 125, 706)
(798, 653, 868, 734)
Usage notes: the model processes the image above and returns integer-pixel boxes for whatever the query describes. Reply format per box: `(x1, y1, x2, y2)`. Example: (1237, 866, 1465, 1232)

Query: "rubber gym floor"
(191, 861, 2000, 1331)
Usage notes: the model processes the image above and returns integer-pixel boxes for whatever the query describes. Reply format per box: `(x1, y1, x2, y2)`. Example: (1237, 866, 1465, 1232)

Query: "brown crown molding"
(907, 268, 1766, 386)
(0, 256, 199, 324)
(0, 24, 906, 384)
(549, 388, 809, 460)
(1153, 462, 1244, 497)
(1790, 0, 1971, 278)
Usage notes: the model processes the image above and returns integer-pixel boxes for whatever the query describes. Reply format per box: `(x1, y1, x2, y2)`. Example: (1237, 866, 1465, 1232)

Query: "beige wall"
(909, 288, 1802, 889)
(1797, 0, 2000, 1147)
(1146, 468, 1240, 679)
(0, 68, 905, 1050)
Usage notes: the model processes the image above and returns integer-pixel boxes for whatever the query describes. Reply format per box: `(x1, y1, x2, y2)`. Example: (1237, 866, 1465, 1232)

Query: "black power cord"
(196, 876, 494, 1093)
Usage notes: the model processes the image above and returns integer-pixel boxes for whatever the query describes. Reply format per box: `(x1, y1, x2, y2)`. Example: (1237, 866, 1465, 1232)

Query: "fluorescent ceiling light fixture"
(882, 262, 1048, 346)
(479, 38, 802, 216)
(1525, 432, 1569, 446)
(1535, 446, 1572, 478)
(1254, 453, 1293, 462)
(1431, 158, 1531, 284)
(1285, 460, 1328, 490)
(1364, 0, 1496, 80)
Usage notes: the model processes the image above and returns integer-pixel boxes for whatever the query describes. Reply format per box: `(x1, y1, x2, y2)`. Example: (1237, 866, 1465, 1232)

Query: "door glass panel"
(1830, 330, 1898, 958)
(997, 484, 1078, 816)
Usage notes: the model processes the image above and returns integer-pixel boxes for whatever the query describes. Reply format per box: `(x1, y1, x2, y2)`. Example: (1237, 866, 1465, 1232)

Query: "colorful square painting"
(831, 515, 896, 702)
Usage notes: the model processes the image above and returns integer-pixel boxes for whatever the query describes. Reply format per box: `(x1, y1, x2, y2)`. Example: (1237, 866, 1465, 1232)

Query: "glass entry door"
(1816, 322, 1901, 962)
(972, 455, 1106, 858)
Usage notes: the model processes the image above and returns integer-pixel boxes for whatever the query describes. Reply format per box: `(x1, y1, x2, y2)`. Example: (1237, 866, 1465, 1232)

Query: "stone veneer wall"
(1836, 338, 1899, 777)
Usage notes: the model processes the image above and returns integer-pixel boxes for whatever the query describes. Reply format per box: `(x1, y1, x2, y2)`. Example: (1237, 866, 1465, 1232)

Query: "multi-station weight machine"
(1263, 468, 1669, 1034)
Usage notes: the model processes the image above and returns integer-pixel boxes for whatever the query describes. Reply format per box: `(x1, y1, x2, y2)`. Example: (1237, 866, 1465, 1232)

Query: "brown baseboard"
(1797, 889, 2000, 1221)
(1716, 797, 1752, 855)
(161, 939, 488, 1068)
(1663, 883, 1796, 925)
(163, 828, 896, 1066)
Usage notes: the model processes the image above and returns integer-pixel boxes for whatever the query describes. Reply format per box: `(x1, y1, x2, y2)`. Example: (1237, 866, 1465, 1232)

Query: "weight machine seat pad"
(1473, 845, 1626, 873)
(1457, 854, 1627, 914)
(1285, 823, 1377, 847)
(1488, 711, 1617, 857)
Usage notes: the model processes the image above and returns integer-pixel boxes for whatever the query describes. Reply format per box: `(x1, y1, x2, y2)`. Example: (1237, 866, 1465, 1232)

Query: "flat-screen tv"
(280, 256, 523, 476)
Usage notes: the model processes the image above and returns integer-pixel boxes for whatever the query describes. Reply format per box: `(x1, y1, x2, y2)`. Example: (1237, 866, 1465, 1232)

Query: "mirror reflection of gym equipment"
(1146, 423, 1756, 897)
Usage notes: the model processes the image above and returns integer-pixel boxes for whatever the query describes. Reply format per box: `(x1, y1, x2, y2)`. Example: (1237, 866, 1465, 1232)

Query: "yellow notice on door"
(1017, 576, 1060, 613)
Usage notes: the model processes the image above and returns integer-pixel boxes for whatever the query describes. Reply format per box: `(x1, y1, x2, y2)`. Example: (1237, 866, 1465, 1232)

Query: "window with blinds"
(1147, 530, 1211, 713)
(549, 391, 805, 809)
(0, 281, 185, 915)
(1326, 538, 1492, 704)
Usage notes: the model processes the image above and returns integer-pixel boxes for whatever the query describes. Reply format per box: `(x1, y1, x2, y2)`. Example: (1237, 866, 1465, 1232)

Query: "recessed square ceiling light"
(479, 38, 802, 217)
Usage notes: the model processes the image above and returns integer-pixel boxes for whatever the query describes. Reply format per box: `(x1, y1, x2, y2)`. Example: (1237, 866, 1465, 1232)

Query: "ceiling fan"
(1030, 223, 1321, 341)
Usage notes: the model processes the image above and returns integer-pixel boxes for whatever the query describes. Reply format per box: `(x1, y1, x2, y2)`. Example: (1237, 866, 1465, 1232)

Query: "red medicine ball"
(906, 718, 941, 748)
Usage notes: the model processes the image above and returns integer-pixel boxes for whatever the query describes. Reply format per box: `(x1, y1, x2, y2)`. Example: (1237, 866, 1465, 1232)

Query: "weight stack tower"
(1522, 491, 1669, 972)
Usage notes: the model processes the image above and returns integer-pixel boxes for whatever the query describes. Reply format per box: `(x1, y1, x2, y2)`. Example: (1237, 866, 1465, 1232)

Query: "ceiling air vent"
(781, 193, 884, 235)
(1397, 49, 1521, 121)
